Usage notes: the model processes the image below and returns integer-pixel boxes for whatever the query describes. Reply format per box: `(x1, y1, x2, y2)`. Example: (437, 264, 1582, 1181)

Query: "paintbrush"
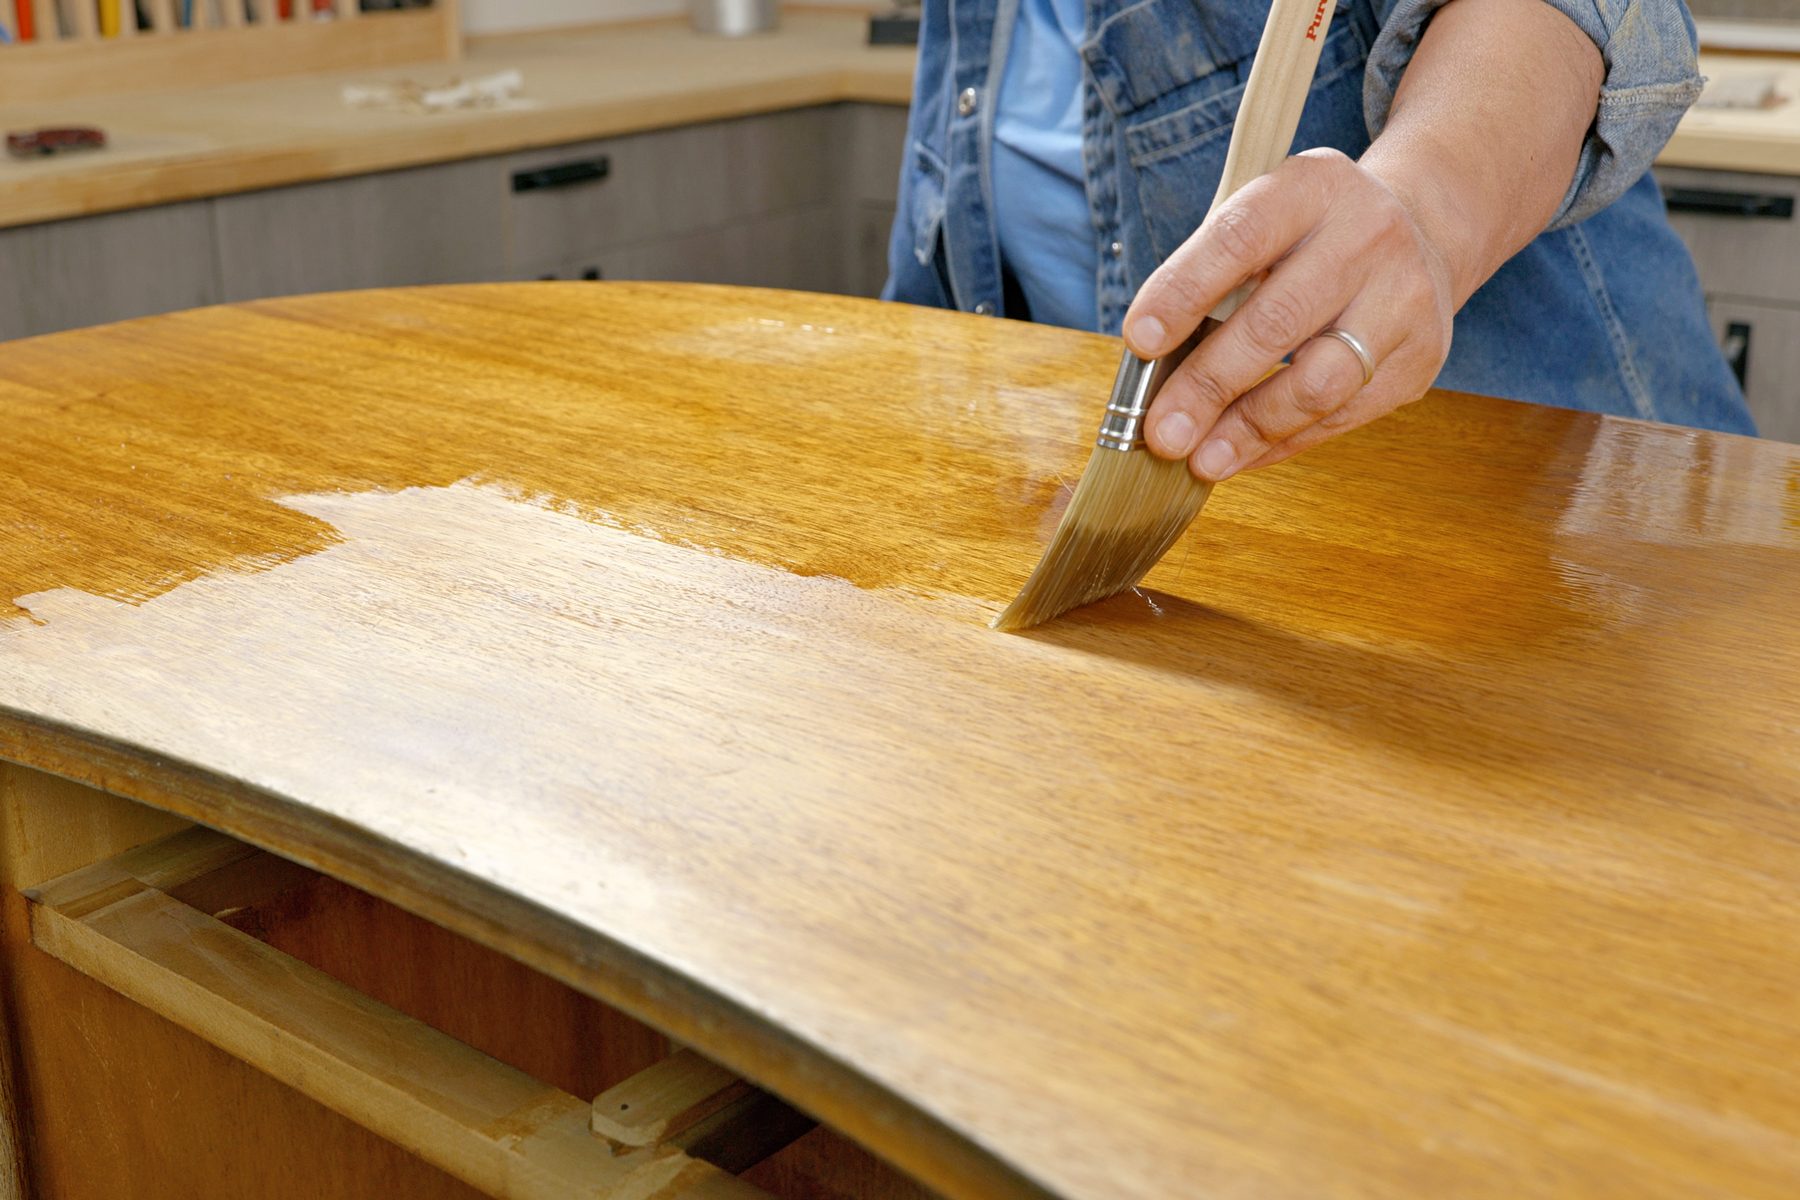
(993, 0, 1344, 631)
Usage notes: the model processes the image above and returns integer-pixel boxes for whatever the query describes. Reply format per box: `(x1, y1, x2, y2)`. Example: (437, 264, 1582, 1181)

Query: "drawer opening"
(24, 826, 939, 1200)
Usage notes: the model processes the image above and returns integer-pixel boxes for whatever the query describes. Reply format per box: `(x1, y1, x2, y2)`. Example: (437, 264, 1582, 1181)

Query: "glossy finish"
(2, 283, 1798, 1200)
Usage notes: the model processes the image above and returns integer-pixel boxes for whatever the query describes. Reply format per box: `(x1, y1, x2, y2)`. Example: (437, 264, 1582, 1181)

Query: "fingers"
(1122, 156, 1336, 360)
(1143, 227, 1361, 460)
(1237, 379, 1426, 474)
(1187, 307, 1396, 480)
(1120, 148, 1454, 479)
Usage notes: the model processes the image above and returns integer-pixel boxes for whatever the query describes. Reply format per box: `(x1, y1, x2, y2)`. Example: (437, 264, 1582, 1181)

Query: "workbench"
(0, 13, 914, 339)
(2, 283, 1796, 1200)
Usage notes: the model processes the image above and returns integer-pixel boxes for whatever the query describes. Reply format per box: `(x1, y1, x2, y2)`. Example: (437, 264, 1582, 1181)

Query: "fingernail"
(1154, 410, 1197, 457)
(1197, 439, 1237, 480)
(1127, 315, 1166, 355)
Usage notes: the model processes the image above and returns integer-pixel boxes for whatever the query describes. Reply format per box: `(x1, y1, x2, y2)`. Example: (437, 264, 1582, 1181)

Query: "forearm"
(1359, 0, 1604, 307)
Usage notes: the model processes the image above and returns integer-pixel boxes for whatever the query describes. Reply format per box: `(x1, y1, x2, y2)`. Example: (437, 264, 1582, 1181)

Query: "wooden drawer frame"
(23, 827, 809, 1200)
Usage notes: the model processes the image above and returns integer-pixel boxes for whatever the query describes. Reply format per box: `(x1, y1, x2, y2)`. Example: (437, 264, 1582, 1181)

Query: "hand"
(1121, 148, 1457, 481)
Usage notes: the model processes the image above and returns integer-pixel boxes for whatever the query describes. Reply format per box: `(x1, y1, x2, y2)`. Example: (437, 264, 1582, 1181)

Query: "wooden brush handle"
(1208, 0, 1342, 321)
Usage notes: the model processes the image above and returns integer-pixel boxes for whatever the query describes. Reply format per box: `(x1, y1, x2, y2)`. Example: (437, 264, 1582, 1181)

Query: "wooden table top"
(2, 284, 1797, 1200)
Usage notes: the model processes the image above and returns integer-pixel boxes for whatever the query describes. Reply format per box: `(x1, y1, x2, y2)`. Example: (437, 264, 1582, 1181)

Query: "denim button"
(973, 301, 995, 316)
(1109, 240, 1124, 257)
(957, 87, 979, 117)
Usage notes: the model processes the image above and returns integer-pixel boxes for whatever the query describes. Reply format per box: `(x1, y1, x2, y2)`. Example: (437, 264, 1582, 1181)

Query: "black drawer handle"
(512, 157, 611, 193)
(1721, 321, 1751, 391)
(1662, 186, 1793, 219)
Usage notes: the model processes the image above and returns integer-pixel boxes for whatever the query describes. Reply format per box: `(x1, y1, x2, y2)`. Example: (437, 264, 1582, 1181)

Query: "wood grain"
(0, 1050, 17, 1200)
(1, 283, 1798, 1200)
(0, 13, 915, 231)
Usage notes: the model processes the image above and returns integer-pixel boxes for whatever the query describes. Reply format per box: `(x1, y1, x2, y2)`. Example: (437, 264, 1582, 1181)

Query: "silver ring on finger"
(1316, 326, 1375, 388)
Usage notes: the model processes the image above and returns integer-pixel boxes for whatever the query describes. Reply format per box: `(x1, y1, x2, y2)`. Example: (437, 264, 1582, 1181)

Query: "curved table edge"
(0, 707, 1061, 1200)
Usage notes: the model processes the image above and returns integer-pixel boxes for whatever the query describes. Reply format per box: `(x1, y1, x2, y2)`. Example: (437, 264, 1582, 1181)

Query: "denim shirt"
(883, 0, 1756, 434)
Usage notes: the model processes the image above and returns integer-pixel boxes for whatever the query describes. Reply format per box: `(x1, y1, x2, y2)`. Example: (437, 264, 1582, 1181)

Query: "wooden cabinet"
(840, 104, 907, 300)
(1705, 297, 1800, 442)
(504, 105, 900, 297)
(588, 205, 847, 294)
(1659, 166, 1800, 305)
(1658, 164, 1800, 440)
(0, 201, 220, 341)
(502, 108, 842, 280)
(0, 103, 908, 344)
(213, 157, 512, 302)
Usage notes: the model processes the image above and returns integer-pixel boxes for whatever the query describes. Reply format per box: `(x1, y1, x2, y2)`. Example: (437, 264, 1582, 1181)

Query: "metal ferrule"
(1095, 353, 1159, 452)
(1093, 321, 1212, 452)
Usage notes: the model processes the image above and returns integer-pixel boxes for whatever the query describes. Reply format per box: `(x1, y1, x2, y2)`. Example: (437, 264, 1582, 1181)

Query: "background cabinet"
(1658, 164, 1800, 441)
(1705, 297, 1800, 441)
(0, 103, 909, 344)
(839, 104, 908, 300)
(214, 157, 511, 302)
(0, 201, 221, 340)
(503, 107, 842, 281)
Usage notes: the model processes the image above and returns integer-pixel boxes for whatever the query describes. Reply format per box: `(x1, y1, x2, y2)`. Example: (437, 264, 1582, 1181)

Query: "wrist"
(1358, 141, 1479, 309)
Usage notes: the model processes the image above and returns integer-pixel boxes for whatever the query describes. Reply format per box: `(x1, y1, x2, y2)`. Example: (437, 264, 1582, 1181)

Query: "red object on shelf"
(15, 0, 34, 41)
(6, 128, 109, 158)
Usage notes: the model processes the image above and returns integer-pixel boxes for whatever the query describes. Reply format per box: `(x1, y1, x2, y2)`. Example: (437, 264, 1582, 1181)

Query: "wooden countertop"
(0, 12, 915, 230)
(1663, 52, 1800, 175)
(4, 18, 1798, 235)
(3, 283, 1798, 1200)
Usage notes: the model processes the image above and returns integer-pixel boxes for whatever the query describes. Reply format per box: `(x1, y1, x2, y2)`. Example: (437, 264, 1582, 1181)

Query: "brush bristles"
(993, 447, 1211, 631)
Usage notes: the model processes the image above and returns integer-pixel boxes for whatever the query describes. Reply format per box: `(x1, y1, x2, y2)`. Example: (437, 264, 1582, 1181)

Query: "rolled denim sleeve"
(1362, 0, 1705, 229)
